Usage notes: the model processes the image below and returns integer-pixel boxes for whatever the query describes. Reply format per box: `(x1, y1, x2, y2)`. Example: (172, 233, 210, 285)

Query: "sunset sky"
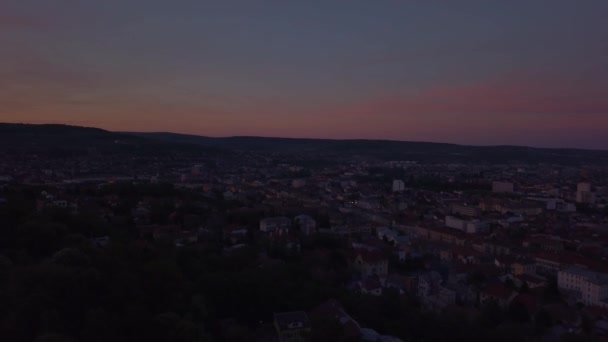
(1, 0, 607, 148)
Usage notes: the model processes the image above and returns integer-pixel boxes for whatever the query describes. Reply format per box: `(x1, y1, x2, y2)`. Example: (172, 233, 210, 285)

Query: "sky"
(1, 0, 608, 149)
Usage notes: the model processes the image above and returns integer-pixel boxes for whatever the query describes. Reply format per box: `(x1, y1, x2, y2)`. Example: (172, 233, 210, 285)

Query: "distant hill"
(0, 123, 222, 158)
(127, 131, 608, 165)
(2, 123, 607, 165)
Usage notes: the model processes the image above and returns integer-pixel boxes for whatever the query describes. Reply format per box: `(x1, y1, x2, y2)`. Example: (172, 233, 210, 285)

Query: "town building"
(576, 182, 595, 204)
(273, 311, 311, 342)
(445, 216, 490, 234)
(294, 214, 316, 235)
(492, 181, 514, 193)
(392, 179, 405, 192)
(353, 250, 388, 278)
(451, 204, 481, 217)
(260, 216, 291, 233)
(558, 267, 608, 308)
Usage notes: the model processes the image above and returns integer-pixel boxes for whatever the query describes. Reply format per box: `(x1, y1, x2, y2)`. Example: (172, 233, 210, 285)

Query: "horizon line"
(2, 121, 607, 152)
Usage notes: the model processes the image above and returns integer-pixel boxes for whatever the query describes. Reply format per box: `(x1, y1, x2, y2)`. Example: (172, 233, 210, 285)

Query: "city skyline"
(2, 1, 608, 149)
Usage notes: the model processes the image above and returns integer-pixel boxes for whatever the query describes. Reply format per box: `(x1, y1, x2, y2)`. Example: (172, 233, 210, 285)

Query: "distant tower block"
(393, 179, 405, 192)
(192, 164, 202, 175)
(576, 182, 594, 203)
(492, 181, 514, 193)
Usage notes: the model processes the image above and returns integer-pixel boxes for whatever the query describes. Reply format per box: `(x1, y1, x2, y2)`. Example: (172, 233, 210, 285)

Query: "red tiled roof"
(138, 224, 180, 236)
(223, 224, 246, 233)
(516, 274, 546, 284)
(534, 251, 608, 273)
(452, 263, 474, 274)
(450, 245, 483, 258)
(585, 305, 608, 319)
(543, 303, 579, 324)
(310, 300, 361, 338)
(482, 283, 515, 300)
(356, 250, 387, 264)
(512, 293, 541, 313)
(362, 276, 382, 291)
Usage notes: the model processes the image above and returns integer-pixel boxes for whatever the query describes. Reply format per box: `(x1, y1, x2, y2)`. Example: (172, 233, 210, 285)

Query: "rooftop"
(273, 311, 310, 331)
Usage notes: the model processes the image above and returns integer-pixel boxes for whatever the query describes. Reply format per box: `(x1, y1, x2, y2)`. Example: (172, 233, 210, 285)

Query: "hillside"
(127, 131, 608, 165)
(2, 124, 607, 165)
(0, 123, 223, 158)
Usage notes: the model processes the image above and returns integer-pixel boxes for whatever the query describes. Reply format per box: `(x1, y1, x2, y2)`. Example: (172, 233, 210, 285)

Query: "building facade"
(260, 216, 291, 233)
(558, 267, 608, 307)
(492, 181, 514, 193)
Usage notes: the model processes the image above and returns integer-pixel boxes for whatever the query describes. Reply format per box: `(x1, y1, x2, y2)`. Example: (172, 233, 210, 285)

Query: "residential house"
(535, 254, 563, 276)
(449, 246, 484, 264)
(224, 225, 248, 244)
(511, 260, 537, 276)
(451, 204, 481, 217)
(359, 275, 383, 296)
(409, 225, 467, 246)
(396, 245, 420, 261)
(510, 293, 542, 317)
(353, 250, 388, 278)
(260, 216, 291, 233)
(418, 271, 443, 299)
(483, 242, 511, 256)
(385, 274, 407, 295)
(138, 224, 180, 241)
(524, 235, 565, 253)
(310, 300, 361, 340)
(294, 214, 316, 235)
(558, 267, 608, 308)
(93, 236, 110, 248)
(273, 311, 311, 342)
(361, 328, 404, 342)
(436, 286, 457, 308)
(480, 283, 517, 308)
(175, 231, 198, 247)
(515, 274, 547, 289)
(403, 275, 419, 295)
(445, 216, 490, 234)
(448, 283, 477, 306)
(543, 303, 582, 335)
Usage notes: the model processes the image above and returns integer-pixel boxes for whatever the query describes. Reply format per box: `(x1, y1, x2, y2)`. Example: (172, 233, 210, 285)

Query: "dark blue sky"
(2, 0, 607, 148)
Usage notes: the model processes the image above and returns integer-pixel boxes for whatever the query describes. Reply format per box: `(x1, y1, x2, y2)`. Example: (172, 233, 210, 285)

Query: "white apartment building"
(291, 179, 306, 188)
(528, 197, 576, 212)
(558, 267, 608, 307)
(451, 204, 481, 217)
(492, 181, 514, 193)
(294, 214, 316, 235)
(576, 182, 595, 204)
(445, 216, 489, 234)
(260, 216, 291, 232)
(392, 179, 405, 192)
